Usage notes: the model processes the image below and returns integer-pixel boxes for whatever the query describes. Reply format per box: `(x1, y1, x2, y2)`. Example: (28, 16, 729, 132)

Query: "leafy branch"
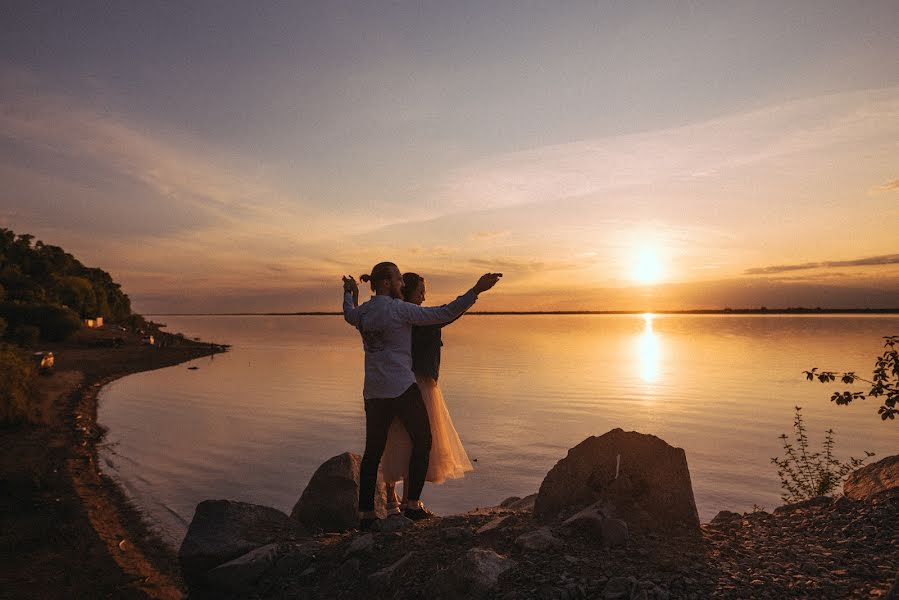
(803, 335, 899, 421)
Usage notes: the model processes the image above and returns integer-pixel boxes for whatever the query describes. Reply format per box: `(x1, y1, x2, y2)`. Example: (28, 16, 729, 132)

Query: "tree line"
(0, 227, 142, 342)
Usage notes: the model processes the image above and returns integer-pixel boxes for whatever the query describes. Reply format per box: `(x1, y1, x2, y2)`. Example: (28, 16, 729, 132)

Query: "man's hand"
(473, 272, 503, 294)
(342, 275, 358, 294)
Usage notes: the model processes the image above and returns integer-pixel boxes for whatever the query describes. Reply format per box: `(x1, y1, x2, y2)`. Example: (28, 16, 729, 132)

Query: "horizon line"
(144, 307, 899, 317)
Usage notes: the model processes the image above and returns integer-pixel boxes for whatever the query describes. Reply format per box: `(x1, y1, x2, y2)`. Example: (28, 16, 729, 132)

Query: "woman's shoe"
(385, 500, 402, 515)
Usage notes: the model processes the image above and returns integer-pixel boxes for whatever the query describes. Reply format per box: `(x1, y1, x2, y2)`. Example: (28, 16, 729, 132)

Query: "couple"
(342, 262, 502, 530)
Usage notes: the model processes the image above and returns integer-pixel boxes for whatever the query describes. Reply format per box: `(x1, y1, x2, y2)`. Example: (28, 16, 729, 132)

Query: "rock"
(271, 543, 317, 578)
(535, 429, 700, 532)
(336, 557, 361, 582)
(505, 493, 538, 512)
(562, 502, 607, 535)
(887, 569, 899, 600)
(441, 526, 474, 542)
(344, 533, 374, 558)
(179, 500, 305, 583)
(477, 514, 513, 534)
(205, 543, 279, 591)
(371, 513, 414, 533)
(710, 510, 742, 525)
(844, 454, 899, 500)
(601, 518, 629, 547)
(604, 576, 637, 599)
(369, 551, 414, 590)
(514, 527, 564, 552)
(430, 547, 516, 599)
(291, 452, 387, 532)
(499, 496, 522, 507)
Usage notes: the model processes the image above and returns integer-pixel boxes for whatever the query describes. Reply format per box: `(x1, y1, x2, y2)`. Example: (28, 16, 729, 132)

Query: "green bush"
(771, 407, 873, 503)
(0, 346, 39, 425)
(13, 325, 40, 347)
(0, 302, 82, 342)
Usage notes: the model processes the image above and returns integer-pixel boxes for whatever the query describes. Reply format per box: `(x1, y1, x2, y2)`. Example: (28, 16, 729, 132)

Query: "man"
(343, 262, 501, 529)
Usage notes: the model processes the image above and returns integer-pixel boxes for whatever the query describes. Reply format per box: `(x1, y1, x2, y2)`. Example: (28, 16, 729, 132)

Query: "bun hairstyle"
(401, 272, 424, 301)
(361, 261, 398, 290)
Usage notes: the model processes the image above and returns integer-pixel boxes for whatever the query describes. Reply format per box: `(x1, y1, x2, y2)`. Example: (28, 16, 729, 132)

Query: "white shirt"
(343, 290, 478, 399)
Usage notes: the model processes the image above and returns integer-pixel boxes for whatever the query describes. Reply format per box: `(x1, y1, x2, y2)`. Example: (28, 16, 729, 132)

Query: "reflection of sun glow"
(632, 247, 664, 285)
(636, 313, 662, 382)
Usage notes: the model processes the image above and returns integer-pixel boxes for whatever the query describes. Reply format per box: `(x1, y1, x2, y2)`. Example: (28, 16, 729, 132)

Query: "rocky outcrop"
(290, 452, 387, 532)
(535, 429, 700, 532)
(176, 446, 899, 599)
(178, 500, 305, 584)
(844, 454, 899, 500)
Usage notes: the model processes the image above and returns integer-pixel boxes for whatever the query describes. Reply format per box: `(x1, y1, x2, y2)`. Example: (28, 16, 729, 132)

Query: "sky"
(1, 1, 898, 312)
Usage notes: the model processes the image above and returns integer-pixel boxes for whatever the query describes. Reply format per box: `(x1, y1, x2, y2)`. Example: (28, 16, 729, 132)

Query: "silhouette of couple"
(342, 262, 502, 530)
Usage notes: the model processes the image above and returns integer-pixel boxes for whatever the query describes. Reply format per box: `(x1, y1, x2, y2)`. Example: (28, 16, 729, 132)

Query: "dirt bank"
(0, 329, 221, 599)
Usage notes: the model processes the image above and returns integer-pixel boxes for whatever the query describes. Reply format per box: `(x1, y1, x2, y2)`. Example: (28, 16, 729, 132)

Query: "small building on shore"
(83, 317, 104, 329)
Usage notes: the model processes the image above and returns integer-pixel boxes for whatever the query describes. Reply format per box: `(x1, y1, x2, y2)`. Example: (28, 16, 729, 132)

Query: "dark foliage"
(804, 335, 899, 422)
(0, 227, 138, 341)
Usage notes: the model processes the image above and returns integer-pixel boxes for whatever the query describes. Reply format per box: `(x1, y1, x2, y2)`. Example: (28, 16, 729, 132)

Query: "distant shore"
(0, 327, 222, 599)
(146, 307, 899, 317)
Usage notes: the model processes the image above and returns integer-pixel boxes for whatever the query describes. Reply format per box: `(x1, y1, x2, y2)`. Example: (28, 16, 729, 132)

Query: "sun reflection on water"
(637, 313, 662, 382)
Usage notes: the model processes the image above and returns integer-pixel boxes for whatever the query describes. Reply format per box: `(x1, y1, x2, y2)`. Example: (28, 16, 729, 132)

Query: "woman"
(342, 263, 500, 528)
(380, 273, 475, 511)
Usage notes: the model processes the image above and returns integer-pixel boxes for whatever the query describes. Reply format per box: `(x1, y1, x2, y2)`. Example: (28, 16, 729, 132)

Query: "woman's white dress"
(380, 374, 473, 484)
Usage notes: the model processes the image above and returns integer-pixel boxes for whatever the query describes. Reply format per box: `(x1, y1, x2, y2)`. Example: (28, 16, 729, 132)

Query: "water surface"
(98, 314, 898, 547)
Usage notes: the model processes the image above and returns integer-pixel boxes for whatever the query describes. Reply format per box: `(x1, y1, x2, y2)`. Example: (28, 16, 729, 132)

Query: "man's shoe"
(403, 504, 434, 521)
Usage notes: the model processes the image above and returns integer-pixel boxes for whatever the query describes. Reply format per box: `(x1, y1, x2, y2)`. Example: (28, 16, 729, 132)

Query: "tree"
(804, 335, 899, 422)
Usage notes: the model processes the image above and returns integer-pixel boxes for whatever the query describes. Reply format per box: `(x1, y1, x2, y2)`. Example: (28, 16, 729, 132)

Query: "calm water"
(98, 315, 898, 547)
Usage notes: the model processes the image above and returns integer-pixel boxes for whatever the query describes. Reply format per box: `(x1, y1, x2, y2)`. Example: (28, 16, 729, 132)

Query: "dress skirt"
(380, 375, 474, 485)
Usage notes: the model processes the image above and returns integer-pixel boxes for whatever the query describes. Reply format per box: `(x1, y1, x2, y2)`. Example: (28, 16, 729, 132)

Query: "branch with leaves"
(803, 335, 898, 422)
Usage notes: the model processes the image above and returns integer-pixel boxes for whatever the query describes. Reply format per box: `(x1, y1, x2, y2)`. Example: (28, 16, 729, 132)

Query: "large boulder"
(290, 452, 387, 532)
(843, 454, 899, 500)
(179, 500, 305, 584)
(534, 429, 700, 532)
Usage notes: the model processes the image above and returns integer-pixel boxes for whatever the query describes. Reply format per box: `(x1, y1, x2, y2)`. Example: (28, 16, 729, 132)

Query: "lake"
(98, 314, 898, 548)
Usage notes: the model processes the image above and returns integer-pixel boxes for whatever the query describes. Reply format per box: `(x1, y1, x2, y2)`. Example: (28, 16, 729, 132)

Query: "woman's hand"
(473, 272, 503, 294)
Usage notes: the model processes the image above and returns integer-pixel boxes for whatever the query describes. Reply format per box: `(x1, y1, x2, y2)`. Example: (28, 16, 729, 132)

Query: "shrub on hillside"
(0, 346, 39, 425)
(0, 302, 82, 342)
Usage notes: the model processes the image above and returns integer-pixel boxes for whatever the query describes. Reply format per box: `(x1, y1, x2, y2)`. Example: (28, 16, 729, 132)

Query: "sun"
(632, 247, 664, 285)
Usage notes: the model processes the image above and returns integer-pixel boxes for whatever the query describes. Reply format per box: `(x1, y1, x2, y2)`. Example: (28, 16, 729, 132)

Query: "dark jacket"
(411, 324, 443, 380)
(411, 309, 461, 380)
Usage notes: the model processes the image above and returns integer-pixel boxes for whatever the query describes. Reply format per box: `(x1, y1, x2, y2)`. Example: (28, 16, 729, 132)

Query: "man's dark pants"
(358, 383, 432, 512)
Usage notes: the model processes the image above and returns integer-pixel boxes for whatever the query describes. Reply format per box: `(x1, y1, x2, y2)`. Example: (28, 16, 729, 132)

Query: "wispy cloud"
(419, 86, 899, 218)
(745, 254, 899, 275)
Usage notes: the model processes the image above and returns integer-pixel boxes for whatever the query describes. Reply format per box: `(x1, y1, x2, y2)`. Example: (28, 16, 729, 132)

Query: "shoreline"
(0, 329, 220, 599)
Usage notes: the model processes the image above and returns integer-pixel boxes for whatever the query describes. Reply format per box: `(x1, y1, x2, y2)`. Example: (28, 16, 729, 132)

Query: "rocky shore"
(178, 430, 899, 600)
(0, 328, 221, 600)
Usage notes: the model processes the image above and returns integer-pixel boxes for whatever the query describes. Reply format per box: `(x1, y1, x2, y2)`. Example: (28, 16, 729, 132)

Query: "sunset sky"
(2, 2, 898, 312)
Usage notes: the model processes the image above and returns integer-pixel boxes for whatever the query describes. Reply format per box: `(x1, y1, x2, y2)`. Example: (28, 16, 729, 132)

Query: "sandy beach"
(0, 328, 220, 600)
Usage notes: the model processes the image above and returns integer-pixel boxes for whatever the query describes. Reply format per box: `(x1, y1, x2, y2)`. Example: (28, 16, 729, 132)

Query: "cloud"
(417, 86, 899, 218)
(470, 230, 510, 241)
(745, 254, 899, 275)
